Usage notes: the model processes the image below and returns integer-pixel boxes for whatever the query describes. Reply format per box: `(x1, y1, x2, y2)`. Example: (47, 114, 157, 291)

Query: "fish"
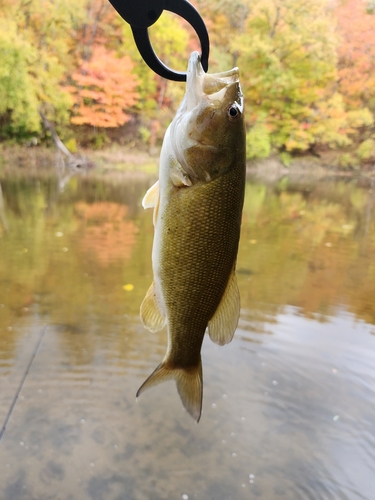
(136, 51, 246, 422)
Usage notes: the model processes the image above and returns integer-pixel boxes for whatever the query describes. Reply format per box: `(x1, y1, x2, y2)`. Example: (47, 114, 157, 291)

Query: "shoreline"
(1, 144, 375, 181)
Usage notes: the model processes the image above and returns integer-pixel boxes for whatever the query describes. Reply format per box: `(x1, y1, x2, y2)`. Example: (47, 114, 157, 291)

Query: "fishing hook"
(106, 0, 210, 81)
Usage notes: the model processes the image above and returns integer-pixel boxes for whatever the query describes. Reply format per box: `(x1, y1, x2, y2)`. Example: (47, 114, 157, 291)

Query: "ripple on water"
(227, 306, 375, 500)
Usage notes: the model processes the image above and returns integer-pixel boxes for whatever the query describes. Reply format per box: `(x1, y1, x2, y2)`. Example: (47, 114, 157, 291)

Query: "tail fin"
(136, 360, 203, 422)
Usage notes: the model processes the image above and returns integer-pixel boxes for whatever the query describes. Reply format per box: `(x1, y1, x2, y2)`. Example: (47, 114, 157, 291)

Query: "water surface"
(0, 171, 374, 499)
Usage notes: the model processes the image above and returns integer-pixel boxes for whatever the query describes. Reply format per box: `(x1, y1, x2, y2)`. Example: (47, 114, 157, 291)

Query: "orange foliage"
(336, 0, 375, 108)
(68, 45, 139, 128)
(74, 202, 138, 265)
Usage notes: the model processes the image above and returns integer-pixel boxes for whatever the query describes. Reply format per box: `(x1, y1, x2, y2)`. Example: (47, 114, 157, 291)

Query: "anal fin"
(208, 268, 240, 345)
(140, 282, 165, 332)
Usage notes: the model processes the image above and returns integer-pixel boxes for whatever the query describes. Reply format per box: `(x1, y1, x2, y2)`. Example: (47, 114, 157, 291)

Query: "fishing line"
(0, 325, 48, 444)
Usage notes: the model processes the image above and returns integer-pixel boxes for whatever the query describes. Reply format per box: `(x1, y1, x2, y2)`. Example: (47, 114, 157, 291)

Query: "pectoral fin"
(140, 282, 165, 332)
(208, 269, 240, 345)
(170, 163, 193, 187)
(142, 180, 160, 226)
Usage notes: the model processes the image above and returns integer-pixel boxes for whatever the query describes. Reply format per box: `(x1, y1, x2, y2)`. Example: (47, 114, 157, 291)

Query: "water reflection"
(239, 177, 375, 324)
(0, 172, 374, 499)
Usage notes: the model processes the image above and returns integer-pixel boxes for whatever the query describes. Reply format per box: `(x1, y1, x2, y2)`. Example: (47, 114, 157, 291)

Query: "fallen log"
(39, 110, 95, 171)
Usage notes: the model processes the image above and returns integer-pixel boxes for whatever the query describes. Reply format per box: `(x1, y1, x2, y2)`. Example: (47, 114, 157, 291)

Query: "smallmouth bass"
(137, 51, 246, 421)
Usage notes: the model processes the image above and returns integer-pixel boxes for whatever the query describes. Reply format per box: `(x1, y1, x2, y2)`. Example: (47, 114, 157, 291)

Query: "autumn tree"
(67, 46, 139, 128)
(1, 0, 375, 163)
(0, 0, 123, 138)
(196, 0, 250, 71)
(336, 0, 375, 111)
(231, 0, 354, 158)
(335, 0, 375, 162)
(74, 0, 121, 62)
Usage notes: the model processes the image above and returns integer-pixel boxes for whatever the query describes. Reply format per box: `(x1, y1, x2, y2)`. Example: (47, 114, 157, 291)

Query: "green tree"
(234, 0, 351, 155)
(0, 0, 77, 138)
(0, 20, 40, 136)
(197, 0, 249, 70)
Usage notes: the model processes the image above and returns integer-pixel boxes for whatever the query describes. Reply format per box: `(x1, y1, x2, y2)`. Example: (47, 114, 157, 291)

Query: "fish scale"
(160, 173, 243, 362)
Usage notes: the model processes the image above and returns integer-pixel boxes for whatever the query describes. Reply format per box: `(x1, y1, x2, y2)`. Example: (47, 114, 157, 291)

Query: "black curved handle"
(107, 0, 209, 81)
(165, 0, 209, 74)
(108, 0, 164, 28)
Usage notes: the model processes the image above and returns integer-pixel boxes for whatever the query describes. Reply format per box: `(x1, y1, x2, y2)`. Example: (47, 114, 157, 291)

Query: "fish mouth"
(170, 52, 243, 180)
(185, 51, 240, 110)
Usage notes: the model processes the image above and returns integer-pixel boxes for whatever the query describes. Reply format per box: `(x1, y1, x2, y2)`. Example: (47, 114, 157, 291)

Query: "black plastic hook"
(107, 0, 209, 81)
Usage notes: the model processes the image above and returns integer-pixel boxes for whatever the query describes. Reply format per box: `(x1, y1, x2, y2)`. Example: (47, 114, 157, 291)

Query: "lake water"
(0, 170, 374, 499)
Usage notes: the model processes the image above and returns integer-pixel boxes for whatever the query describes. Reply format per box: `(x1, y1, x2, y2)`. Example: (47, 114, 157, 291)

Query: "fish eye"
(227, 105, 240, 121)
